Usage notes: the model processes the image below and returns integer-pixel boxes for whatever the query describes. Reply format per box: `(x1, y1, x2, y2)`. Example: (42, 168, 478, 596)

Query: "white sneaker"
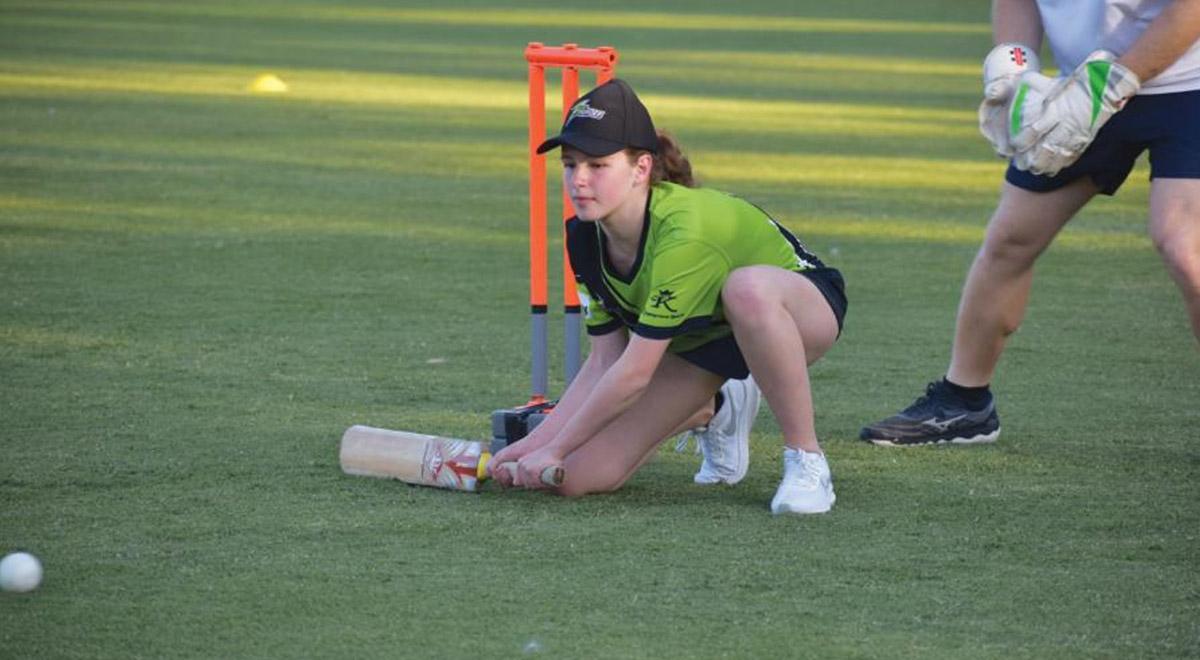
(770, 448, 835, 515)
(679, 376, 761, 485)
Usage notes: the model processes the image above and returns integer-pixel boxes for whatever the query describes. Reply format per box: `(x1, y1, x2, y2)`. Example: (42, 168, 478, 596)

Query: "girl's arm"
(512, 334, 670, 487)
(488, 329, 628, 482)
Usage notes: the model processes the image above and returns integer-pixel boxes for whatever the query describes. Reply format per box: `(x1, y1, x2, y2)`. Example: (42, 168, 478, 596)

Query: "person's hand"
(514, 446, 565, 490)
(487, 441, 529, 488)
(1005, 70, 1060, 160)
(978, 43, 1041, 157)
(1011, 51, 1140, 175)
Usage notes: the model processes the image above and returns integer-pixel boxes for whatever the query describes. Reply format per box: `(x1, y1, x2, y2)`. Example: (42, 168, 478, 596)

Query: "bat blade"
(340, 425, 488, 492)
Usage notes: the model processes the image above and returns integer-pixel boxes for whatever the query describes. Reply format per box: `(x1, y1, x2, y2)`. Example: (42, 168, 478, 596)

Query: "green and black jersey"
(566, 182, 831, 354)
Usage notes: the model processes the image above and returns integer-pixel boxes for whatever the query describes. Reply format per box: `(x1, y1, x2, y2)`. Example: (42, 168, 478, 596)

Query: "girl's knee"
(554, 477, 620, 497)
(721, 267, 775, 317)
(553, 459, 630, 496)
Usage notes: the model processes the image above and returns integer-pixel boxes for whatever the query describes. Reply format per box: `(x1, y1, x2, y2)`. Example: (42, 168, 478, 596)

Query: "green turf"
(2, 1, 1197, 658)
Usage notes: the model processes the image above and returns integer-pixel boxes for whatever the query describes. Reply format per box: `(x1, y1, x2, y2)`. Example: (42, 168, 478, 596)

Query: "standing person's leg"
(1149, 178, 1200, 343)
(861, 178, 1097, 446)
(554, 354, 724, 496)
(721, 267, 840, 514)
(948, 178, 1100, 385)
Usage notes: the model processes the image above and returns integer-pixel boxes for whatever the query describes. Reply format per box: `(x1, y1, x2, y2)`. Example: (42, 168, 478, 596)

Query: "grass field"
(2, 1, 1198, 658)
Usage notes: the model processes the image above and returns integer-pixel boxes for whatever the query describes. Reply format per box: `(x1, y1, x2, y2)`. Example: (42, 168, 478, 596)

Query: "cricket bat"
(339, 425, 564, 492)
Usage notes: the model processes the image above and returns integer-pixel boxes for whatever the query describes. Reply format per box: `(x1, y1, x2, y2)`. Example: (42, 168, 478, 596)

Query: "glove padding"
(978, 43, 1041, 157)
(1010, 51, 1141, 176)
(1004, 71, 1061, 158)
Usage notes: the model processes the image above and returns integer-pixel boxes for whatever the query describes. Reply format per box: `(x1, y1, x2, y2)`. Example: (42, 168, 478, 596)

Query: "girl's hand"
(487, 441, 529, 488)
(515, 446, 566, 489)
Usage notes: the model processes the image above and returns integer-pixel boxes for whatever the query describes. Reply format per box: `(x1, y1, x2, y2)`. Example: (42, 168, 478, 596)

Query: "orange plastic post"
(523, 43, 619, 396)
(525, 43, 618, 69)
(527, 54, 549, 401)
(527, 61, 548, 313)
(560, 68, 580, 290)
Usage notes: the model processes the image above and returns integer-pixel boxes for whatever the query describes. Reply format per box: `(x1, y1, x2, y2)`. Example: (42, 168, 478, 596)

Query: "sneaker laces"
(674, 429, 703, 454)
(678, 384, 738, 455)
(801, 453, 825, 485)
(785, 451, 826, 489)
(676, 427, 726, 463)
(900, 381, 943, 416)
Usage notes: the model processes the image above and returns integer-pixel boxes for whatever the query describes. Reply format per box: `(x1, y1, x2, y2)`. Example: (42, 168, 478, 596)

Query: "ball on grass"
(0, 552, 43, 593)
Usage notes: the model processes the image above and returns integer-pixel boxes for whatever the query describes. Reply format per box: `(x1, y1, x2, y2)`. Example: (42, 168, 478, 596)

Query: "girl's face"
(561, 146, 652, 222)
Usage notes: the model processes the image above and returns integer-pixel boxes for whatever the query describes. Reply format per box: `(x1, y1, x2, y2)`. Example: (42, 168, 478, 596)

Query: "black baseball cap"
(536, 78, 658, 156)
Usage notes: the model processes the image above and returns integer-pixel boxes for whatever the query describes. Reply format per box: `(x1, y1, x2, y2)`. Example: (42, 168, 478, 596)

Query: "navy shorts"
(675, 267, 847, 380)
(1006, 88, 1200, 195)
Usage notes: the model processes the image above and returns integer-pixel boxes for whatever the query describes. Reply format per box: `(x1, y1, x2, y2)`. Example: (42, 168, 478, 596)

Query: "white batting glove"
(978, 43, 1041, 157)
(1012, 51, 1141, 176)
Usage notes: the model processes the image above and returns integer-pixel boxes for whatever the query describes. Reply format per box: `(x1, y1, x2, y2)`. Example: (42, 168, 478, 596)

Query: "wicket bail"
(525, 43, 618, 402)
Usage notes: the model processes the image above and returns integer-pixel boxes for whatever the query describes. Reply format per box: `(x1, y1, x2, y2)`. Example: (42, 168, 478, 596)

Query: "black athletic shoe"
(860, 380, 1000, 447)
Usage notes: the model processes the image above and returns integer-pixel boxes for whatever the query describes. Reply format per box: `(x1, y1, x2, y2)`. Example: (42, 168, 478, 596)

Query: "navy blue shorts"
(675, 267, 847, 380)
(1006, 88, 1200, 195)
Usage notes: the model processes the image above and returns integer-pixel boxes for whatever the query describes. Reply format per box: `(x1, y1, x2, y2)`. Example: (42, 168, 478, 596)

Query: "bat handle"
(539, 465, 566, 487)
(494, 461, 565, 487)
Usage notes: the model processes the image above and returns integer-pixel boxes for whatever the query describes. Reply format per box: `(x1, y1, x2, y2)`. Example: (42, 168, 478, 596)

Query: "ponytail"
(629, 130, 697, 188)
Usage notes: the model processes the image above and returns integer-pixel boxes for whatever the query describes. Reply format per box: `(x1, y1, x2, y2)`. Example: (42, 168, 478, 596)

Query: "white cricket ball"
(0, 552, 43, 593)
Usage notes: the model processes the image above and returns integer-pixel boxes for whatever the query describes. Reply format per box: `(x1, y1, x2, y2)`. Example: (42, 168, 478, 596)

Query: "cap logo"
(566, 99, 606, 124)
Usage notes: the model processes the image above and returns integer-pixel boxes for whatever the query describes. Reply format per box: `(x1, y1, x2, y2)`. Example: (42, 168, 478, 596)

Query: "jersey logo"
(650, 289, 679, 313)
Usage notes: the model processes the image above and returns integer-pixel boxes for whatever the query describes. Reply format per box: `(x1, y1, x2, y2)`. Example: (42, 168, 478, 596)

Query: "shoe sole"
(868, 428, 1000, 447)
(771, 493, 835, 515)
(692, 459, 746, 485)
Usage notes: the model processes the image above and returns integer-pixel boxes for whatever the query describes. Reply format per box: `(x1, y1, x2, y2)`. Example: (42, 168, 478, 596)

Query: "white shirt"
(1037, 0, 1200, 93)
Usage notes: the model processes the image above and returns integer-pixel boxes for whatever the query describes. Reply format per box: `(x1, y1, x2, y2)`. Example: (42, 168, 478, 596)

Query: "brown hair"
(628, 130, 697, 188)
